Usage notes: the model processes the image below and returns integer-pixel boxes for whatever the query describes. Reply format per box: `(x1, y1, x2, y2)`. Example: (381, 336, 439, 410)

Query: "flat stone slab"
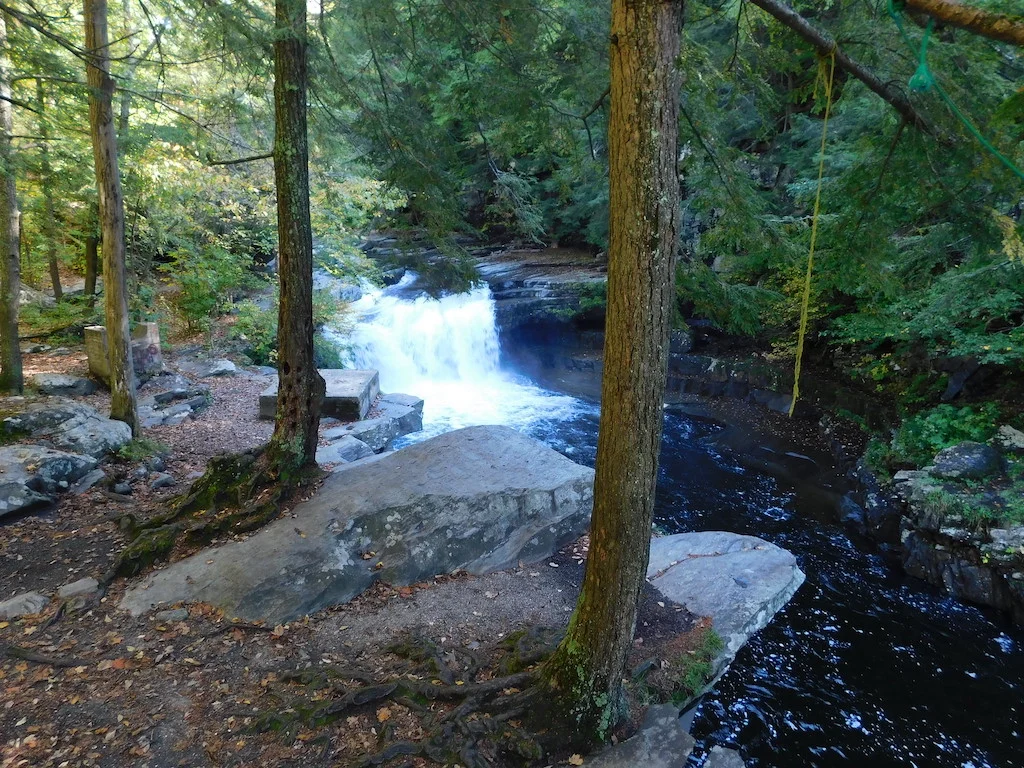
(586, 704, 695, 768)
(259, 369, 380, 421)
(648, 531, 804, 683)
(121, 425, 594, 623)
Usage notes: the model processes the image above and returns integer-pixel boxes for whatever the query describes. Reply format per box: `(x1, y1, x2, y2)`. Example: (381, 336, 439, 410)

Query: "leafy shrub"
(889, 403, 1001, 468)
(161, 245, 258, 333)
(231, 290, 351, 367)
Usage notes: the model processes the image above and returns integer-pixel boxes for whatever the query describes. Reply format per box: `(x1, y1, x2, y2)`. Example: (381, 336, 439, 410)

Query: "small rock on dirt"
(0, 591, 49, 619)
(29, 373, 98, 397)
(150, 473, 175, 489)
(57, 577, 99, 600)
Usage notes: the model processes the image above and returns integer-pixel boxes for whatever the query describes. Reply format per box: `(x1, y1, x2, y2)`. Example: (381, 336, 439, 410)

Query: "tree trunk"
(0, 11, 22, 394)
(37, 80, 62, 303)
(85, 0, 139, 434)
(84, 233, 99, 303)
(542, 0, 683, 744)
(905, 0, 1024, 46)
(267, 0, 325, 473)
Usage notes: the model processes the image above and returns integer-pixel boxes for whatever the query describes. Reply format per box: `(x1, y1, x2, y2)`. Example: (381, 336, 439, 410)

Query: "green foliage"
(117, 438, 170, 462)
(884, 404, 1002, 469)
(670, 629, 725, 705)
(18, 296, 102, 338)
(231, 290, 351, 367)
(160, 245, 259, 333)
(676, 263, 782, 336)
(232, 300, 278, 366)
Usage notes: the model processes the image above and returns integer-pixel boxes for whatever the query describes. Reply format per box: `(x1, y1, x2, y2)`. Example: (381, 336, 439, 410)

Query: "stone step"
(259, 369, 380, 421)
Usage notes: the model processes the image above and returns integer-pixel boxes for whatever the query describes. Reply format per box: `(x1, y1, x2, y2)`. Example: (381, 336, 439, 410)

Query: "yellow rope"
(790, 51, 836, 418)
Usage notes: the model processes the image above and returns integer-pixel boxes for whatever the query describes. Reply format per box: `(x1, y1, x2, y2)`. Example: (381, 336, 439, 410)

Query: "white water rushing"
(338, 275, 581, 439)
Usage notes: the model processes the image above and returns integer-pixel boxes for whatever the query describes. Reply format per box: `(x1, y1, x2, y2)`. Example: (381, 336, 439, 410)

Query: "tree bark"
(85, 0, 139, 434)
(749, 0, 933, 133)
(542, 0, 683, 743)
(0, 11, 22, 394)
(905, 0, 1024, 47)
(84, 232, 98, 302)
(37, 80, 62, 303)
(267, 0, 325, 473)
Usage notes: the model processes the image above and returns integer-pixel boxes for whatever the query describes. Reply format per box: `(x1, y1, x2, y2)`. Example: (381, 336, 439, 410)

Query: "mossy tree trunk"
(0, 11, 22, 395)
(85, 0, 139, 434)
(268, 0, 325, 473)
(37, 80, 62, 303)
(541, 0, 683, 745)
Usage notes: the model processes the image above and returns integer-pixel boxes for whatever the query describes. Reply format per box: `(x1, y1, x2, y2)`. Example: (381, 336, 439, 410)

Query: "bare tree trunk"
(0, 11, 22, 394)
(84, 232, 99, 303)
(905, 0, 1024, 46)
(85, 0, 138, 434)
(542, 0, 683, 744)
(37, 80, 62, 303)
(267, 0, 325, 473)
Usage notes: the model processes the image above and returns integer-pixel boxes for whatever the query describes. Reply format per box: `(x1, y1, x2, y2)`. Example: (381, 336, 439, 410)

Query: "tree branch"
(905, 0, 1024, 47)
(206, 151, 273, 166)
(748, 0, 933, 133)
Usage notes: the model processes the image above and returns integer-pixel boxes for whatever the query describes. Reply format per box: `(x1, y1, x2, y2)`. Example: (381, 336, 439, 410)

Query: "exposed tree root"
(254, 630, 570, 767)
(104, 447, 321, 583)
(1, 642, 88, 668)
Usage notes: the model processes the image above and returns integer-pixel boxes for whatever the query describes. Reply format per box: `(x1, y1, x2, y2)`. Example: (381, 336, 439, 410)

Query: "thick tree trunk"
(905, 0, 1024, 46)
(0, 12, 22, 394)
(85, 0, 139, 434)
(37, 80, 62, 303)
(267, 0, 324, 473)
(542, 0, 683, 743)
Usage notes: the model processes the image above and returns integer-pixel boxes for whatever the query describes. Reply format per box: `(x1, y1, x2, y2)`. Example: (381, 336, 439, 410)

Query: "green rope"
(887, 0, 1024, 182)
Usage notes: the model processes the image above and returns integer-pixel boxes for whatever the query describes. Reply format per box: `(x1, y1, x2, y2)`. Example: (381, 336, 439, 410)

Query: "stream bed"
(343, 277, 1024, 768)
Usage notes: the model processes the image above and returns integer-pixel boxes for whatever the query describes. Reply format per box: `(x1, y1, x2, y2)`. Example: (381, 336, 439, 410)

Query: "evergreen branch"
(206, 151, 273, 166)
(747, 0, 934, 133)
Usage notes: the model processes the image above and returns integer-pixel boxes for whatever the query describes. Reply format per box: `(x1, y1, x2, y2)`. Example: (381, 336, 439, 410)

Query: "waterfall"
(336, 275, 580, 439)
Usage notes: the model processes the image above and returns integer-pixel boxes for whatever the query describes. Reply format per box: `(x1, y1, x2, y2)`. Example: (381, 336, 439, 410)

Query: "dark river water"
(524, 398, 1023, 768)
(351, 278, 1023, 768)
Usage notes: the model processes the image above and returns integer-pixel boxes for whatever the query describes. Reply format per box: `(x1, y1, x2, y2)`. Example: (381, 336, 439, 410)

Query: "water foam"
(338, 276, 580, 439)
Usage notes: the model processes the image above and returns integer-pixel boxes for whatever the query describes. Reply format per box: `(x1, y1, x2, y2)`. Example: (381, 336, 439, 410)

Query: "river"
(339, 277, 1024, 768)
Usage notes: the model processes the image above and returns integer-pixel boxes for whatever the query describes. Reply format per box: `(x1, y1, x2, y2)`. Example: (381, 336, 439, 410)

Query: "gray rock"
(647, 532, 805, 686)
(323, 416, 397, 452)
(113, 483, 133, 495)
(150, 473, 175, 490)
(705, 746, 747, 768)
(0, 482, 51, 518)
(57, 577, 99, 600)
(996, 425, 1024, 454)
(378, 393, 424, 437)
(260, 369, 381, 422)
(72, 468, 107, 494)
(0, 591, 49, 619)
(931, 441, 1004, 480)
(18, 285, 55, 308)
(316, 436, 373, 465)
(201, 359, 237, 377)
(2, 400, 131, 458)
(586, 704, 694, 768)
(0, 444, 98, 496)
(153, 608, 189, 623)
(146, 456, 166, 472)
(29, 373, 98, 397)
(121, 425, 594, 623)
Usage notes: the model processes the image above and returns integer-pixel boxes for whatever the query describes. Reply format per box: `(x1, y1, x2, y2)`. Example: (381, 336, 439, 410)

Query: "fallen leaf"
(271, 625, 286, 638)
(376, 707, 391, 723)
(568, 754, 584, 766)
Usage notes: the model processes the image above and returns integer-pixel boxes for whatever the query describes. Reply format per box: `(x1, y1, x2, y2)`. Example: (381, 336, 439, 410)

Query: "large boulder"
(586, 704, 695, 768)
(2, 399, 131, 458)
(29, 373, 98, 397)
(930, 441, 1004, 480)
(0, 444, 99, 519)
(121, 425, 594, 623)
(647, 532, 805, 684)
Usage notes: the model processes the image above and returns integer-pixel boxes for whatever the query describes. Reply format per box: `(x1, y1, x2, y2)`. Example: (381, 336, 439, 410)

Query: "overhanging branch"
(905, 0, 1024, 47)
(748, 0, 934, 133)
